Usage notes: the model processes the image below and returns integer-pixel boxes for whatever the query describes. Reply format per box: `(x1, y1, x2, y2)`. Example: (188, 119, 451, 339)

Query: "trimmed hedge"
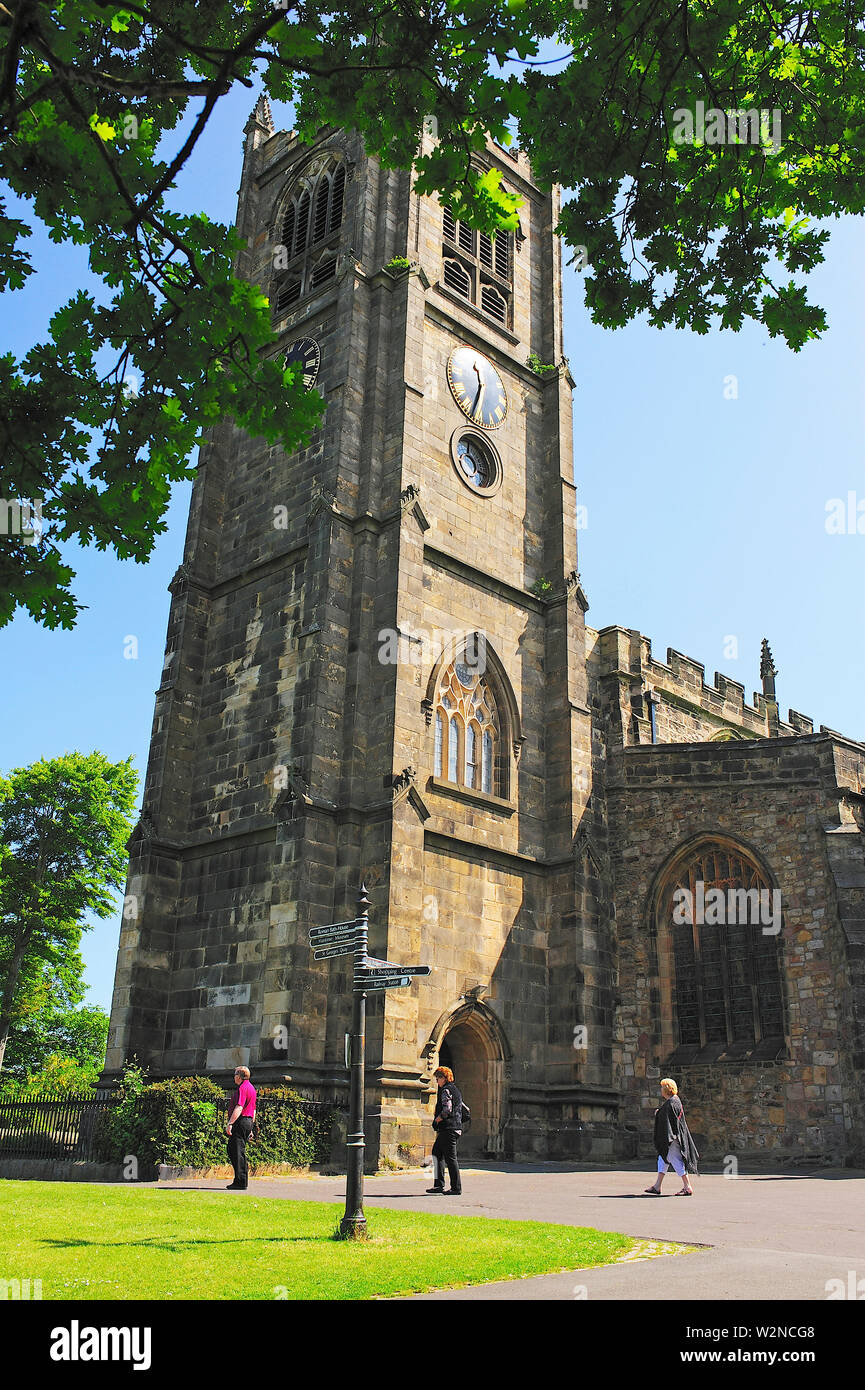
(94, 1075, 225, 1173)
(249, 1086, 334, 1168)
(94, 1072, 337, 1175)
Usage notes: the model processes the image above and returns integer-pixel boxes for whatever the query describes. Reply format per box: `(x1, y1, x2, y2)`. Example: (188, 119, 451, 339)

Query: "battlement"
(587, 625, 814, 743)
(249, 116, 538, 191)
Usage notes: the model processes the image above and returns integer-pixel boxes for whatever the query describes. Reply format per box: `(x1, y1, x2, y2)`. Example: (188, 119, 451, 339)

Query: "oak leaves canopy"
(1, 0, 863, 626)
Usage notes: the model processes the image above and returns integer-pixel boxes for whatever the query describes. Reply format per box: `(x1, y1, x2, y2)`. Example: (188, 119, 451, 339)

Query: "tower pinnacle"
(760, 638, 777, 699)
(245, 93, 274, 139)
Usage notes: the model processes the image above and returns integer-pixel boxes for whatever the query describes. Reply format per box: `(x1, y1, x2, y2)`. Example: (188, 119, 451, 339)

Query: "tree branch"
(128, 8, 294, 230)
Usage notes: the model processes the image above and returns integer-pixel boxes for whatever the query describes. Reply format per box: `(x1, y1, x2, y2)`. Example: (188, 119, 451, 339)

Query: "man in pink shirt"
(225, 1066, 257, 1190)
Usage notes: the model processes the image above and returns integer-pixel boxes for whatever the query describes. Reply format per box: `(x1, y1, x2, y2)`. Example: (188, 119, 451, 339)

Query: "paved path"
(154, 1161, 865, 1301)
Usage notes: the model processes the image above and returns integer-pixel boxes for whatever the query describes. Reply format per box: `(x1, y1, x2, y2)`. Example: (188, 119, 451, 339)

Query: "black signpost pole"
(308, 881, 428, 1237)
(340, 883, 369, 1238)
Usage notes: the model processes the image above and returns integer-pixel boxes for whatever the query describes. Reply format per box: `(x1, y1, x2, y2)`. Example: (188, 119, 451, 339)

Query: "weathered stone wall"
(606, 735, 864, 1165)
(162, 834, 276, 1073)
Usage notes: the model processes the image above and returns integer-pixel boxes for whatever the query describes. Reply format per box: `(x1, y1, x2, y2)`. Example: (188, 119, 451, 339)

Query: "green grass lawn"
(3, 1180, 641, 1300)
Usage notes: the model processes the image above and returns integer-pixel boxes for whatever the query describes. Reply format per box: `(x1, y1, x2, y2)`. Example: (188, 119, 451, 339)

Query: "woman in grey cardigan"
(644, 1078, 699, 1196)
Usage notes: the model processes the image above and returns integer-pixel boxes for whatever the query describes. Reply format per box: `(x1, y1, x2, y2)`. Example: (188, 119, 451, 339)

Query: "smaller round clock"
(457, 437, 493, 489)
(449, 428, 503, 497)
(283, 337, 321, 391)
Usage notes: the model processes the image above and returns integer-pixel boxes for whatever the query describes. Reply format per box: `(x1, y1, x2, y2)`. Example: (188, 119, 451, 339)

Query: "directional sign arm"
(309, 919, 364, 941)
(355, 964, 431, 979)
(354, 976, 412, 992)
(310, 931, 365, 947)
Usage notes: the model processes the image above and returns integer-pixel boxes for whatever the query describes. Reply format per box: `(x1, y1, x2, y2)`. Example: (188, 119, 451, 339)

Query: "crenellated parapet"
(587, 624, 815, 748)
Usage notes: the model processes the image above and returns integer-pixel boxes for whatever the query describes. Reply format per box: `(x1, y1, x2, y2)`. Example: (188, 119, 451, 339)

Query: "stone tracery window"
(661, 841, 785, 1058)
(273, 156, 346, 318)
(433, 654, 503, 796)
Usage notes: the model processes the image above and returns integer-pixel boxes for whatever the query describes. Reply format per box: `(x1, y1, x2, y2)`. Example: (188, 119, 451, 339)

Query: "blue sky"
(2, 85, 863, 1013)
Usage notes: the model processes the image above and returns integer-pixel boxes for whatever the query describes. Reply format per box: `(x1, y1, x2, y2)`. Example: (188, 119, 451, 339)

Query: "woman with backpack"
(644, 1077, 699, 1196)
(427, 1065, 466, 1196)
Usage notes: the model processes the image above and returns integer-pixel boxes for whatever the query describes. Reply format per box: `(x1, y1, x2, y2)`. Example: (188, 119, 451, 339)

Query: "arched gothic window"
(661, 841, 785, 1059)
(273, 157, 346, 318)
(433, 653, 503, 796)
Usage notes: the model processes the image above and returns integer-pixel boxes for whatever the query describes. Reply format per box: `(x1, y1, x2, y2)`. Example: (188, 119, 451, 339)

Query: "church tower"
(104, 100, 620, 1162)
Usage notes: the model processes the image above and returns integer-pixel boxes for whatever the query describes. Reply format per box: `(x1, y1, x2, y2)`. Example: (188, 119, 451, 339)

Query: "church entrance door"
(438, 1009, 506, 1160)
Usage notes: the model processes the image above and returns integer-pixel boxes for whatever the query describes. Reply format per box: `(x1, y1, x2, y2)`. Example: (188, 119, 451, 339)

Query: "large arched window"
(659, 839, 785, 1060)
(273, 156, 346, 318)
(433, 652, 503, 797)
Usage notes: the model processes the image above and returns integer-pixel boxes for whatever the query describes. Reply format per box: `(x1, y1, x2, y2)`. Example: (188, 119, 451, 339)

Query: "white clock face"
(447, 347, 508, 429)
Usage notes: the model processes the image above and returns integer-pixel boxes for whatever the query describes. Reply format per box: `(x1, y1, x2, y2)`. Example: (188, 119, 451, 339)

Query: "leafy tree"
(3, 1000, 109, 1082)
(54, 1002, 110, 1067)
(0, 1049, 106, 1096)
(0, 751, 138, 1073)
(0, 889, 88, 1069)
(1, 0, 863, 627)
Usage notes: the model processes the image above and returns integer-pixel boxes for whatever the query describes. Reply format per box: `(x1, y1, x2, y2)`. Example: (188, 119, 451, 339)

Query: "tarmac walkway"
(155, 1160, 865, 1301)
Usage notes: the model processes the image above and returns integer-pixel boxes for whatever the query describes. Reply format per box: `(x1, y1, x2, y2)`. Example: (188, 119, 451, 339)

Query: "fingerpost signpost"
(308, 883, 431, 1237)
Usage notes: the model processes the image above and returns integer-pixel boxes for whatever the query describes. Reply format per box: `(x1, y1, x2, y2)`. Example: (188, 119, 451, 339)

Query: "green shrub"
(94, 1067, 224, 1174)
(529, 575, 554, 598)
(94, 1068, 337, 1174)
(526, 352, 558, 376)
(138, 1079, 226, 1168)
(250, 1086, 336, 1169)
(92, 1058, 148, 1165)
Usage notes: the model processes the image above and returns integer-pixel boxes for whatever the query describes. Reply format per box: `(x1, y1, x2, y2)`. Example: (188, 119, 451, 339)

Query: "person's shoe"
(445, 1189, 462, 1196)
(226, 1182, 243, 1189)
(426, 1186, 445, 1194)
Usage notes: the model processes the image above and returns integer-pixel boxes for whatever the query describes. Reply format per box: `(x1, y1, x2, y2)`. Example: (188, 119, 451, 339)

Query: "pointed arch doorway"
(431, 1000, 510, 1160)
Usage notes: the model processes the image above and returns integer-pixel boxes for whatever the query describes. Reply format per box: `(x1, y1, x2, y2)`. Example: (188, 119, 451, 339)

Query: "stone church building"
(104, 100, 865, 1167)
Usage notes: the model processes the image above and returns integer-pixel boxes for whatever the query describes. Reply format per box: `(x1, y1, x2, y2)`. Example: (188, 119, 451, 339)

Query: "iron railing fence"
(0, 1089, 344, 1163)
(0, 1090, 117, 1162)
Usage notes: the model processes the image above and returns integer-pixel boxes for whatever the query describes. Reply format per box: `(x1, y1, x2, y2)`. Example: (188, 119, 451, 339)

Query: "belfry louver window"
(273, 157, 347, 319)
(441, 202, 512, 328)
(443, 259, 471, 299)
(481, 284, 507, 324)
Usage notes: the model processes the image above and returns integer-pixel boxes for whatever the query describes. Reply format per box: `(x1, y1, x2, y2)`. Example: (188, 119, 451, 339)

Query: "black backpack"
(460, 1101, 472, 1129)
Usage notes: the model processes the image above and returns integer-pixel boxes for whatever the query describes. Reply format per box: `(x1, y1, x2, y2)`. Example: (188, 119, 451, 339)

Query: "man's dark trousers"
(228, 1116, 254, 1188)
(431, 1127, 461, 1193)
